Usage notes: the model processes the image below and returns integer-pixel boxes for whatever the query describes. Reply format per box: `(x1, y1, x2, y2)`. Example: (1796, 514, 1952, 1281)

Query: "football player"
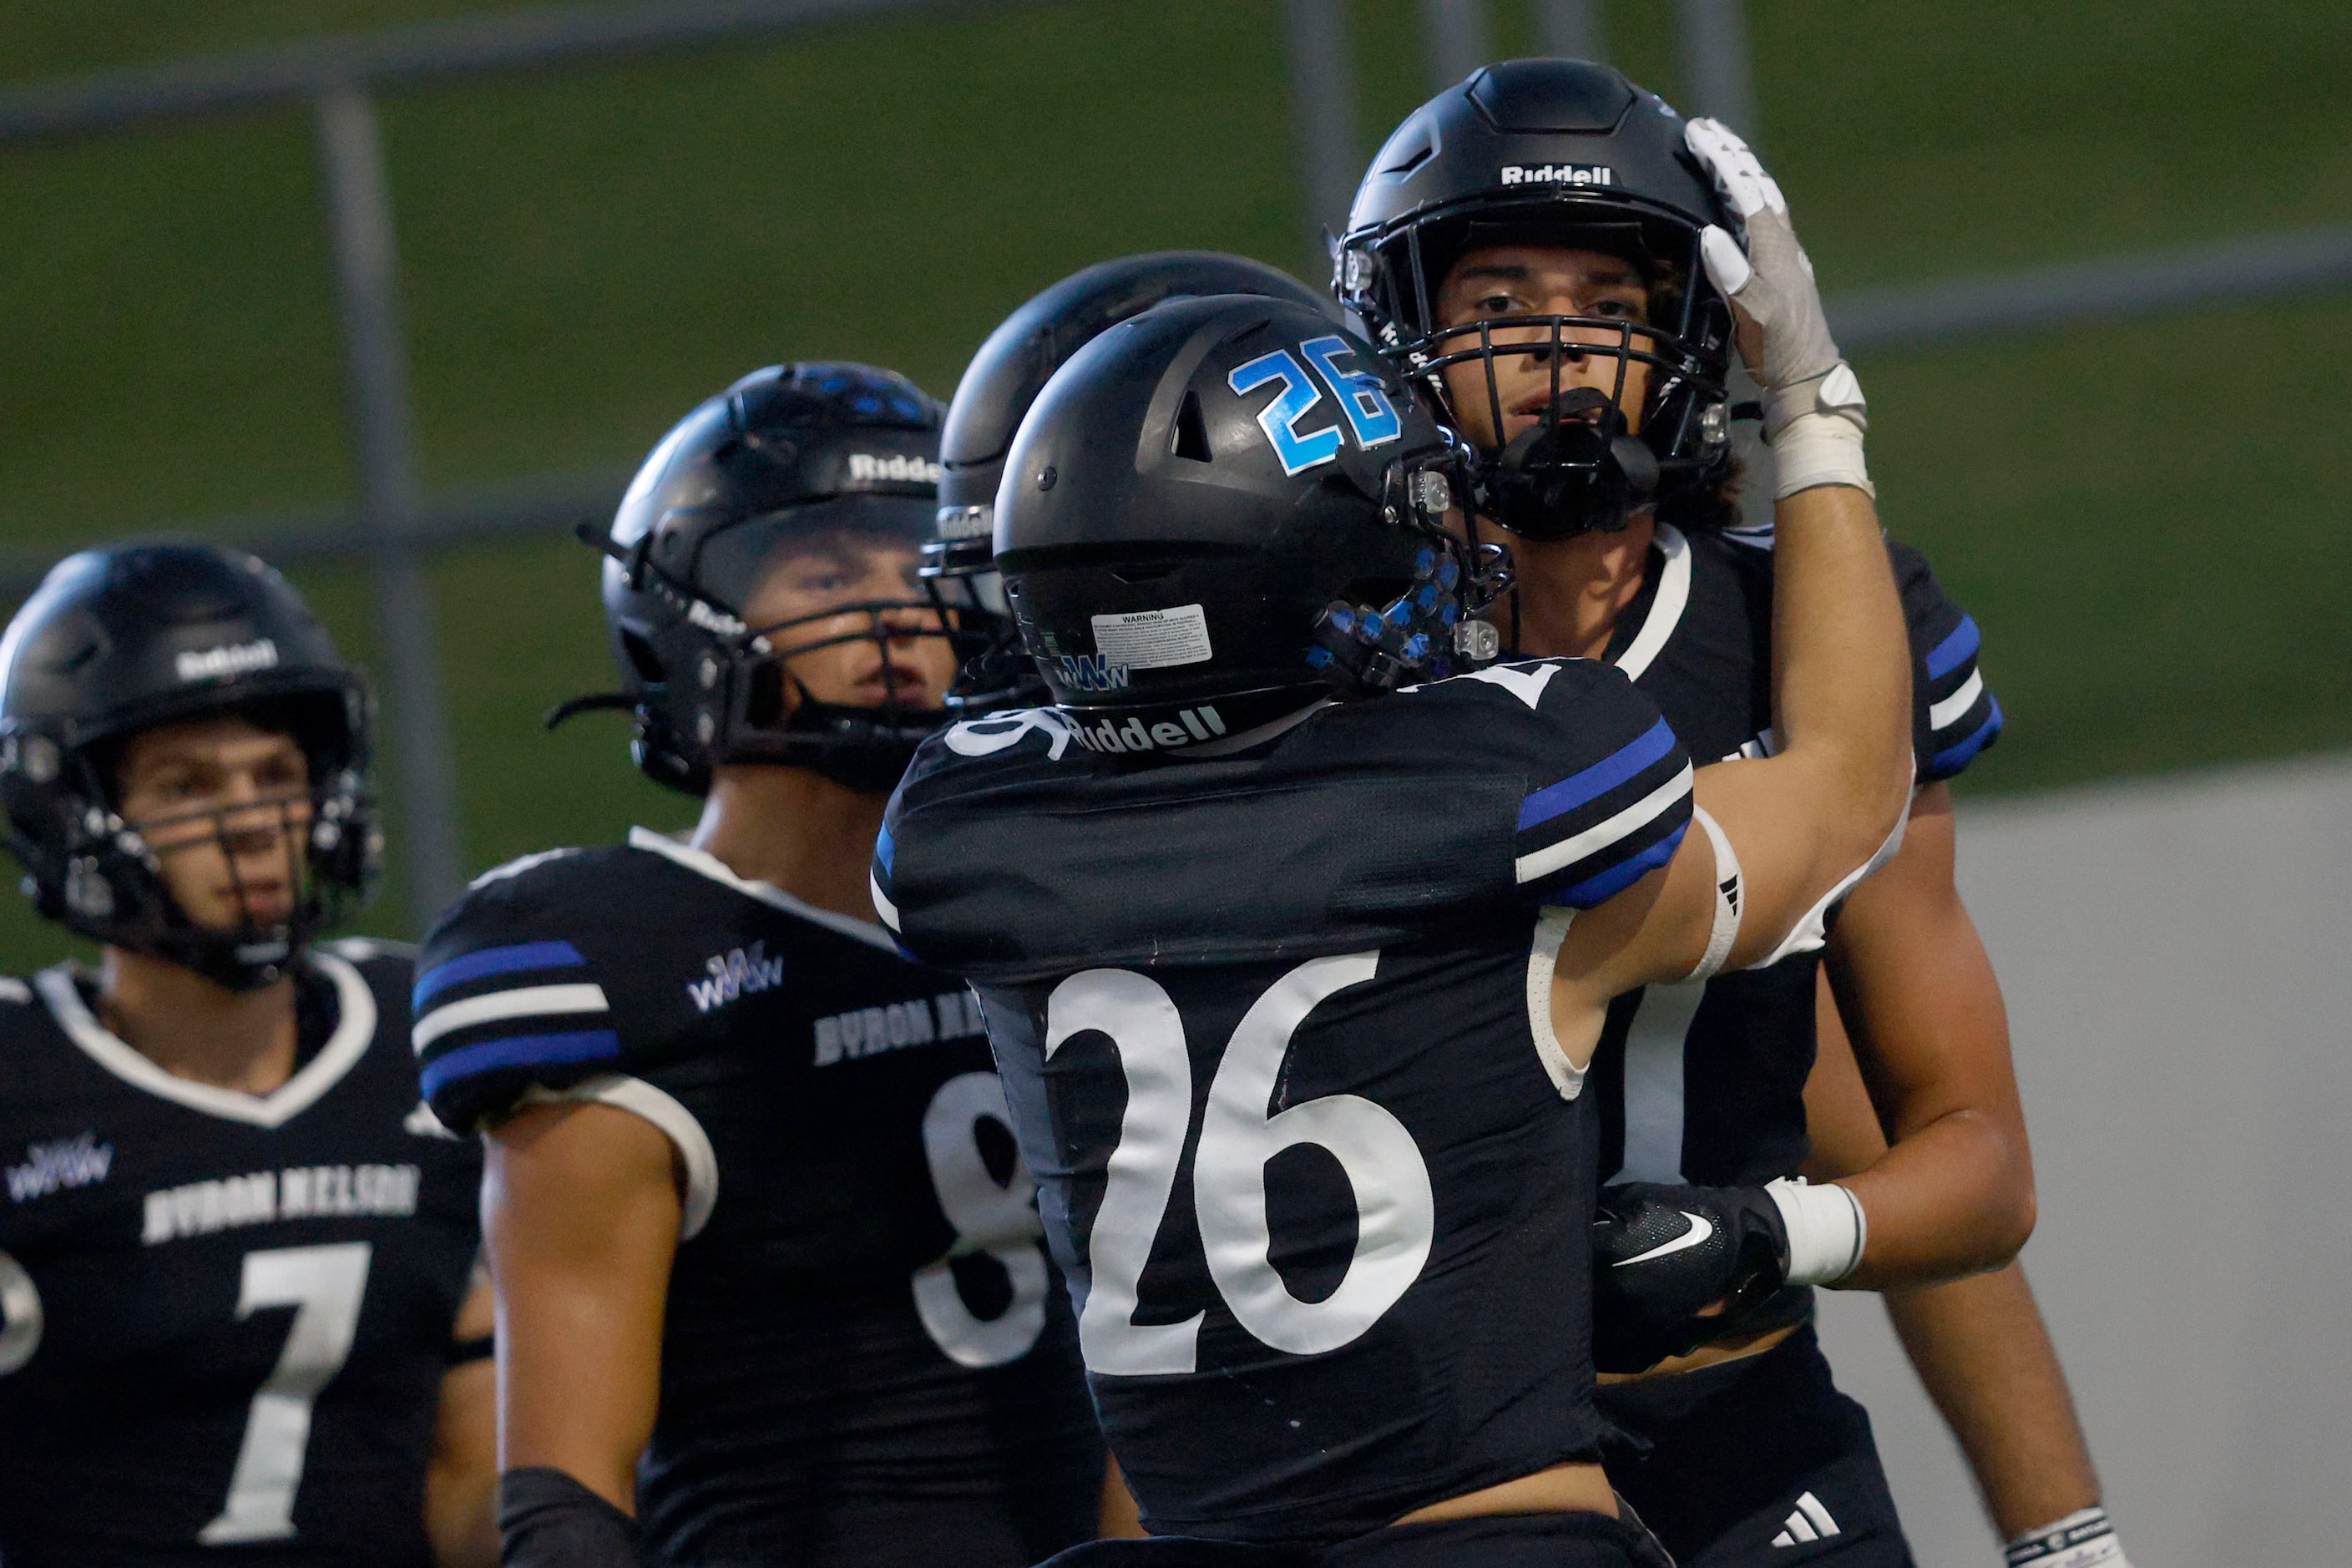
(0, 541, 496, 1565)
(411, 364, 1107, 1567)
(1336, 59, 2125, 1567)
(873, 261, 1913, 1568)
(928, 247, 1335, 711)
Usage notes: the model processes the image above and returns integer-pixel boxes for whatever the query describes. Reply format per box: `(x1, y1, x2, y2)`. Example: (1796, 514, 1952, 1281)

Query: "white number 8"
(1047, 951, 1434, 1374)
(911, 1070, 1051, 1368)
(0, 1249, 42, 1375)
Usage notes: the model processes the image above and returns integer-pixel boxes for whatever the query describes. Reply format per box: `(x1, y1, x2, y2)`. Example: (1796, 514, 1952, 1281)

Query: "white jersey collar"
(38, 950, 377, 1128)
(626, 827, 902, 955)
(1608, 522, 1692, 683)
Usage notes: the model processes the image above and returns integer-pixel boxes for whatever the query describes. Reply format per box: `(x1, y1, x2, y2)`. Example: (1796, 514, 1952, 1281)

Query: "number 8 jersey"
(413, 828, 1102, 1562)
(877, 658, 1695, 1545)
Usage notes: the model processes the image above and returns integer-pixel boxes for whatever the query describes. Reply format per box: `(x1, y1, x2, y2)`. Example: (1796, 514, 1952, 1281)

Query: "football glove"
(1592, 1181, 1793, 1373)
(1683, 118, 1870, 497)
(1592, 1177, 1868, 1373)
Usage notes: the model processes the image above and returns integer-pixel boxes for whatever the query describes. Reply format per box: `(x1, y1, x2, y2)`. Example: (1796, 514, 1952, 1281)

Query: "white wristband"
(1770, 409, 1873, 499)
(2005, 1506, 2131, 1568)
(1765, 1176, 1867, 1286)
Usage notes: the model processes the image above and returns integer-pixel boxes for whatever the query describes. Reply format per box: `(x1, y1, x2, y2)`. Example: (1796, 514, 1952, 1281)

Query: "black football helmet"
(558, 362, 976, 797)
(994, 294, 1507, 754)
(1338, 58, 1737, 540)
(0, 541, 377, 990)
(931, 250, 1332, 707)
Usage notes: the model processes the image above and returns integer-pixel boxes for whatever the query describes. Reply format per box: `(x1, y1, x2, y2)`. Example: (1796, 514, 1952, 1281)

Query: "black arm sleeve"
(498, 1468, 651, 1568)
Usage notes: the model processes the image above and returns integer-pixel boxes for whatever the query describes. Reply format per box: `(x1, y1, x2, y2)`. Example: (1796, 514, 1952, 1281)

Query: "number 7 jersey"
(0, 939, 481, 1566)
(877, 659, 1694, 1545)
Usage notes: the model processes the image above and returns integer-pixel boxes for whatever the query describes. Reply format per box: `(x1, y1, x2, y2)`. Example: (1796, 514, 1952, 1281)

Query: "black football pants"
(1594, 1324, 1914, 1567)
(674, 1489, 1098, 1568)
(1037, 1510, 1671, 1567)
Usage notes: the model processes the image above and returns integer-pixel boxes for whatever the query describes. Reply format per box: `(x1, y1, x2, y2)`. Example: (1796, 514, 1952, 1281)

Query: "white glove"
(1683, 119, 1869, 490)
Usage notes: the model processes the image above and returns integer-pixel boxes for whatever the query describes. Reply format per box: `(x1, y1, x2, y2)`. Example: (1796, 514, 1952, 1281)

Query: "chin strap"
(544, 692, 635, 731)
(1479, 395, 1662, 542)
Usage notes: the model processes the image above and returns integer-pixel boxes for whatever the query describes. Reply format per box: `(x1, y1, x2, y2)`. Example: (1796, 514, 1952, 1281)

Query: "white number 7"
(200, 1242, 372, 1544)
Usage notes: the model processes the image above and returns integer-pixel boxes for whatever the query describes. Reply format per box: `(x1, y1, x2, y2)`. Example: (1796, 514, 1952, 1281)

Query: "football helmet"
(994, 294, 1507, 752)
(560, 362, 974, 796)
(0, 541, 377, 989)
(932, 250, 1331, 706)
(1338, 58, 1737, 540)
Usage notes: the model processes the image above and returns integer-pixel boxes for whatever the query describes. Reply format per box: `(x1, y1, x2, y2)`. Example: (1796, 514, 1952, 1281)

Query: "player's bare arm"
(1550, 112, 1912, 1031)
(1811, 783, 2034, 1285)
(1549, 486, 1908, 1033)
(1807, 914, 2122, 1562)
(481, 1101, 678, 1522)
(424, 1271, 501, 1568)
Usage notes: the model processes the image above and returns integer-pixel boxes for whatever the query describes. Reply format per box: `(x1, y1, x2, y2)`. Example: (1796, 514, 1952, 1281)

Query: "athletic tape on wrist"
(2005, 1506, 2130, 1568)
(1682, 806, 1743, 983)
(1765, 1177, 1867, 1286)
(1770, 410, 1873, 499)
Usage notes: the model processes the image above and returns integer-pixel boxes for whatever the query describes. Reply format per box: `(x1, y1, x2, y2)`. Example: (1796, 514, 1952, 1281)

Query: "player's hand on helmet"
(1591, 1180, 1793, 1373)
(1682, 119, 1867, 443)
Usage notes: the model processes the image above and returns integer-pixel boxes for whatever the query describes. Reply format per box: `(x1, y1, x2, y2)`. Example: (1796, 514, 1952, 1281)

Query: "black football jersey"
(876, 659, 1695, 1545)
(0, 938, 481, 1567)
(1583, 524, 2000, 1333)
(412, 828, 1102, 1565)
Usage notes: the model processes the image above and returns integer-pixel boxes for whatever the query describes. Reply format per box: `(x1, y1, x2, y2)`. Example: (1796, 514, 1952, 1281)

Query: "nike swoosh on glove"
(1591, 1181, 1792, 1373)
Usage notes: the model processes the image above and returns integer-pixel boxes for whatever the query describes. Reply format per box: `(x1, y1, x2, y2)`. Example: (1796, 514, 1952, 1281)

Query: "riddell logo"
(1067, 706, 1228, 754)
(1498, 162, 1615, 188)
(847, 453, 942, 485)
(175, 639, 278, 683)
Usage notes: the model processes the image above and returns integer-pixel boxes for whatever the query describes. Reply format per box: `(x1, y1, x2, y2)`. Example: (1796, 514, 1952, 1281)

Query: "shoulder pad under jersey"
(1400, 657, 1694, 908)
(411, 846, 627, 1131)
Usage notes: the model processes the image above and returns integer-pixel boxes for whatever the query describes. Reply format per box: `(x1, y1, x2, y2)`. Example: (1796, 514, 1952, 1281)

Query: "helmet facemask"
(1348, 202, 1732, 544)
(579, 501, 980, 795)
(918, 505, 1036, 713)
(8, 692, 377, 992)
(1305, 443, 1515, 695)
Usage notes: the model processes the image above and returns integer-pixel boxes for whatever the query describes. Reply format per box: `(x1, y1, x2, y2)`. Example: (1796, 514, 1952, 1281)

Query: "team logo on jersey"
(174, 638, 278, 683)
(685, 940, 785, 1014)
(6, 1133, 113, 1203)
(1052, 653, 1130, 693)
(1497, 161, 1615, 188)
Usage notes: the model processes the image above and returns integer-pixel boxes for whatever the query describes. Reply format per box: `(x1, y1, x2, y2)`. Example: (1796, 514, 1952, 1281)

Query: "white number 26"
(1045, 952, 1434, 1374)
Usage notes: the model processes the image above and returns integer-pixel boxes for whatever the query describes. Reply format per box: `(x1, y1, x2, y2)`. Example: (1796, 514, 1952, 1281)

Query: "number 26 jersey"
(877, 660, 1695, 1545)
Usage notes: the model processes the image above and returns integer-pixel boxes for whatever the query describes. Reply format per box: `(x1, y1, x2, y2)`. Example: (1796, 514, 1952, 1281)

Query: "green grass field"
(0, 0, 2347, 965)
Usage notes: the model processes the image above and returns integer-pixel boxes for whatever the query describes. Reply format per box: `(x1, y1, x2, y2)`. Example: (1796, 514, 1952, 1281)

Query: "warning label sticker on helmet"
(1090, 604, 1213, 671)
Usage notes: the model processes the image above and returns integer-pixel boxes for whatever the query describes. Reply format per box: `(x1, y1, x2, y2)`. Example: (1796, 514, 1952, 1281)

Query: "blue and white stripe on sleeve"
(412, 939, 620, 1105)
(1514, 716, 1695, 908)
(1919, 613, 2003, 781)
